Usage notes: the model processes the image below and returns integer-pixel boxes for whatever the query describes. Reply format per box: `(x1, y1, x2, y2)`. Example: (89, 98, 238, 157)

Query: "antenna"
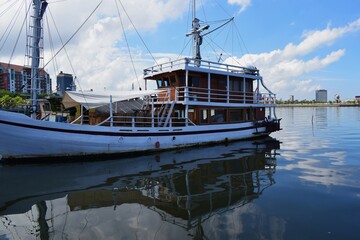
(186, 0, 209, 67)
(186, 1, 233, 67)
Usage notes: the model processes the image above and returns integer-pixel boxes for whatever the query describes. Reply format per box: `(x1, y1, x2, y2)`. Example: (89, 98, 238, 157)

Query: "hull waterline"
(0, 110, 271, 162)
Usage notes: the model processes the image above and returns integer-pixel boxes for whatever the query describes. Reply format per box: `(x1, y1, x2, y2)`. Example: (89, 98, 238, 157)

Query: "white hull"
(0, 110, 268, 161)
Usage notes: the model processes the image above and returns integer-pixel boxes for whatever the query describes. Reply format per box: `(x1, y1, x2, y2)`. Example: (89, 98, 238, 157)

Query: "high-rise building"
(315, 89, 327, 102)
(56, 71, 76, 96)
(0, 62, 51, 95)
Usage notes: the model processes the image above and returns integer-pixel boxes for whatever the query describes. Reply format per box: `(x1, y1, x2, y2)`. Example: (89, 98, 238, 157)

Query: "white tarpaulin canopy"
(62, 90, 165, 110)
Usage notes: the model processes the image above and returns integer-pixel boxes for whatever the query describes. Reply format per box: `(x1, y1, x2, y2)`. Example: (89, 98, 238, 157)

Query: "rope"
(116, 0, 157, 65)
(115, 0, 141, 90)
(45, 13, 59, 78)
(47, 7, 83, 91)
(43, 0, 104, 69)
(0, 0, 28, 59)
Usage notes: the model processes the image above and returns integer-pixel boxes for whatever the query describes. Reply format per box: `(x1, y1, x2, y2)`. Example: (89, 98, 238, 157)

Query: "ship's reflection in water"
(0, 137, 280, 239)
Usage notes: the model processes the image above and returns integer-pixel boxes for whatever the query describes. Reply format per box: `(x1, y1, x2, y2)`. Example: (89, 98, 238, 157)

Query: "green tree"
(0, 95, 26, 109)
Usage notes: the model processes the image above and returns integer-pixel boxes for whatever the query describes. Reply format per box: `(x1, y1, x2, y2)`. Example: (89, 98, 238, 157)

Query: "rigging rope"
(0, 0, 17, 18)
(43, 0, 104, 69)
(8, 1, 31, 65)
(116, 0, 157, 65)
(47, 6, 88, 107)
(0, 0, 27, 55)
(115, 0, 141, 91)
(176, 0, 192, 60)
(45, 13, 59, 78)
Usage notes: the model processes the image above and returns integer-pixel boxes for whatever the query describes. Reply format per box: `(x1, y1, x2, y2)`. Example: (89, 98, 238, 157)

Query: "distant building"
(0, 62, 51, 95)
(289, 95, 294, 102)
(315, 89, 327, 102)
(56, 71, 76, 96)
(356, 96, 360, 101)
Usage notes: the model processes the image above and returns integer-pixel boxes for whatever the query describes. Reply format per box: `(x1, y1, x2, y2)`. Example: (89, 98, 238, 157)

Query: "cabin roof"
(143, 58, 260, 80)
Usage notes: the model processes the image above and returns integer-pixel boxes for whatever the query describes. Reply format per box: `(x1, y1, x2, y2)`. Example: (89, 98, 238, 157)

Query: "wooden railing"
(175, 87, 276, 104)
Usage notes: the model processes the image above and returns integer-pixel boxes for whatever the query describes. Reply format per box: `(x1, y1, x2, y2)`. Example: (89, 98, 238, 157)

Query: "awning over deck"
(62, 90, 165, 110)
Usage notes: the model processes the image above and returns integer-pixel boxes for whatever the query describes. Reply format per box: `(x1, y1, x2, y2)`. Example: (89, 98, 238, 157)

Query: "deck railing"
(174, 86, 276, 105)
(143, 58, 259, 77)
(96, 115, 195, 128)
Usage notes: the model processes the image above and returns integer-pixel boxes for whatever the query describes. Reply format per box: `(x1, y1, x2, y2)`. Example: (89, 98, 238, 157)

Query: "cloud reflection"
(274, 107, 360, 189)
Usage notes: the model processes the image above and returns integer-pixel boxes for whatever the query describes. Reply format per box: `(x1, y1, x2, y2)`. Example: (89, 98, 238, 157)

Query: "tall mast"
(187, 0, 209, 67)
(30, 0, 47, 119)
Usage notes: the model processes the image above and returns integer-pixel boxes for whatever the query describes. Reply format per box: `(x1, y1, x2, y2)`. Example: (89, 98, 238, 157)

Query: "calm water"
(0, 106, 359, 240)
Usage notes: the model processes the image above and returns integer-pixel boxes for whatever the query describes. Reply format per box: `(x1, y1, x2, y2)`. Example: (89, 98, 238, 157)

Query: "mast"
(30, 0, 48, 119)
(187, 0, 209, 67)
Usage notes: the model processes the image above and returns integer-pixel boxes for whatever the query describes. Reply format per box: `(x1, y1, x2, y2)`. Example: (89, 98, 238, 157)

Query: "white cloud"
(1, 1, 359, 99)
(50, 0, 189, 91)
(227, 0, 252, 13)
(224, 18, 360, 99)
(15, 0, 188, 92)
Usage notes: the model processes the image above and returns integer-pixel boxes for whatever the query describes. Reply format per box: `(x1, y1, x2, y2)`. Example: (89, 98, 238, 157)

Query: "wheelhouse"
(143, 58, 277, 127)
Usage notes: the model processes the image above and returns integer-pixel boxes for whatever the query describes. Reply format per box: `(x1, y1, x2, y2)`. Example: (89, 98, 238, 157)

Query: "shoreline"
(277, 103, 360, 107)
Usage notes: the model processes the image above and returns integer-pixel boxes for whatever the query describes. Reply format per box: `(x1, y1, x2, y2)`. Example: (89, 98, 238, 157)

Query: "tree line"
(0, 90, 27, 109)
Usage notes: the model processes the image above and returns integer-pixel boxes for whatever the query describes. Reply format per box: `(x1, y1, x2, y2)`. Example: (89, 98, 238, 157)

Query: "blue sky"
(0, 0, 359, 100)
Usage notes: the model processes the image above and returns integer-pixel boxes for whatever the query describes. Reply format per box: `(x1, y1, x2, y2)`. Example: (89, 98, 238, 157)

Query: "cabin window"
(245, 109, 254, 121)
(178, 75, 185, 86)
(189, 76, 200, 87)
(230, 109, 243, 122)
(210, 109, 227, 123)
(157, 79, 163, 88)
(218, 79, 226, 90)
(230, 79, 241, 91)
(176, 109, 185, 118)
(245, 79, 253, 92)
(163, 77, 169, 87)
(200, 109, 208, 124)
(170, 76, 176, 85)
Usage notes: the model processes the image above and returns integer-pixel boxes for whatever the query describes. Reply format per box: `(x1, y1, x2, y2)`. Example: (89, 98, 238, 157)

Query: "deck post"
(256, 79, 260, 103)
(80, 105, 83, 124)
(110, 95, 113, 127)
(185, 69, 189, 126)
(243, 77, 246, 104)
(151, 97, 155, 128)
(227, 75, 230, 103)
(208, 72, 211, 102)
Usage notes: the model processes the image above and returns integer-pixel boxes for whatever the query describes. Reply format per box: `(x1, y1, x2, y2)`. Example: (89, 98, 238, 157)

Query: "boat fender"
(172, 136, 176, 141)
(155, 141, 160, 149)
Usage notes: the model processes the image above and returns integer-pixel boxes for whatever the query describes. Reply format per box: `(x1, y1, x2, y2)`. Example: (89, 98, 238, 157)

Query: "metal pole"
(110, 95, 113, 127)
(30, 0, 47, 119)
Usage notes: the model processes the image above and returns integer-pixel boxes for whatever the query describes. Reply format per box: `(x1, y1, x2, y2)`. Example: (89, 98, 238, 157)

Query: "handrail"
(96, 115, 196, 128)
(71, 115, 83, 124)
(144, 58, 259, 77)
(174, 86, 275, 104)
